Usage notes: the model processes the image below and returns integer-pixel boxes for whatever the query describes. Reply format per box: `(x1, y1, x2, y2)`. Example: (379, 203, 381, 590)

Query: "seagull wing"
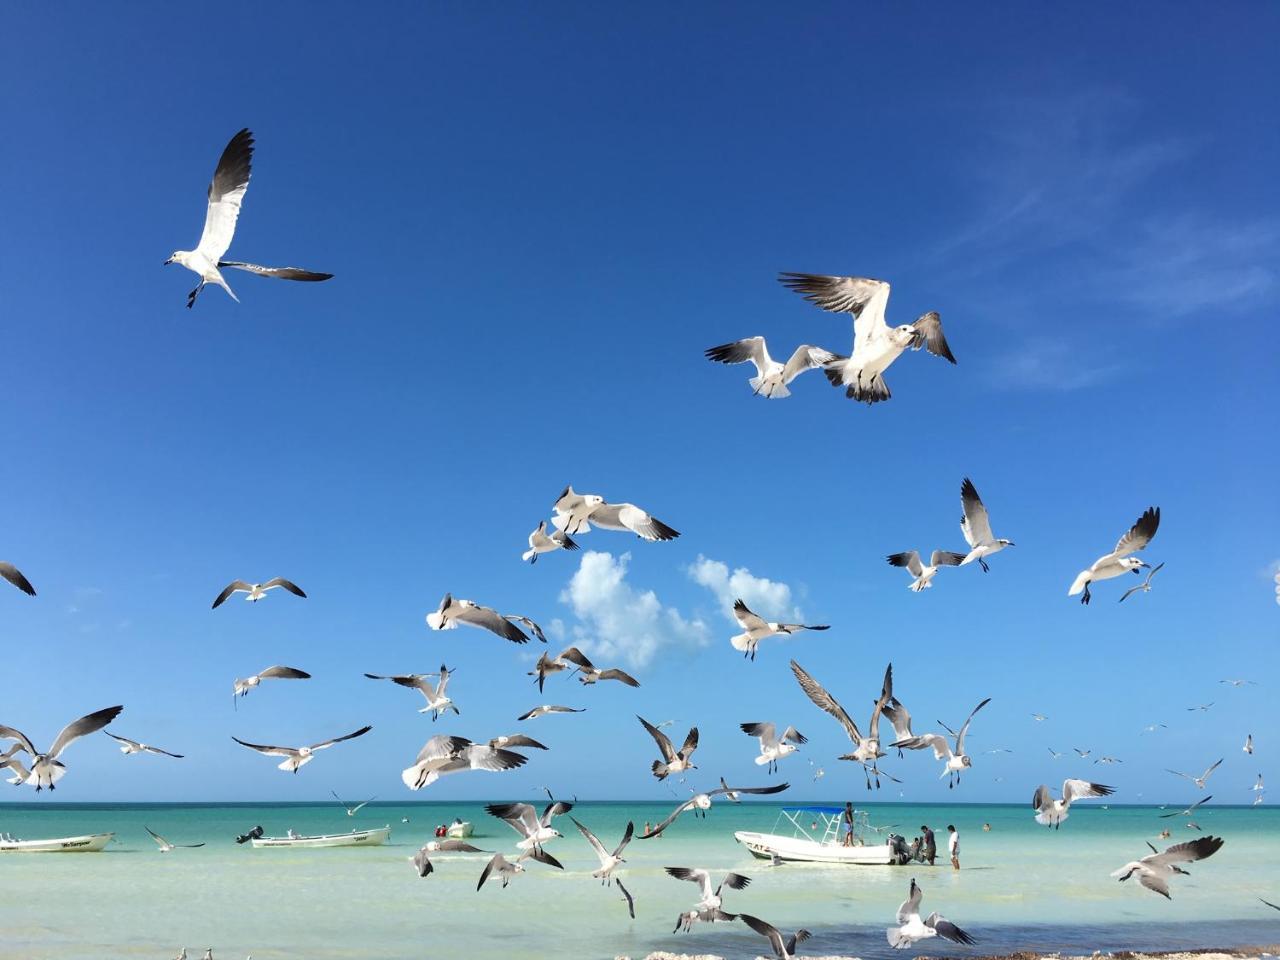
(1200, 758, 1224, 781)
(640, 798, 695, 838)
(738, 914, 787, 959)
(571, 817, 609, 863)
(894, 733, 950, 759)
(415, 734, 470, 763)
(781, 344, 838, 382)
(612, 820, 635, 858)
(1112, 507, 1160, 558)
(777, 273, 889, 320)
(142, 744, 185, 759)
(1147, 835, 1225, 867)
(258, 665, 311, 681)
(455, 602, 530, 643)
(212, 580, 253, 609)
(105, 732, 141, 750)
(712, 782, 789, 797)
(887, 551, 924, 577)
(598, 668, 640, 687)
(0, 562, 36, 596)
(666, 867, 714, 900)
(1032, 784, 1052, 811)
(461, 746, 527, 772)
(145, 826, 168, 847)
(741, 722, 777, 748)
(928, 913, 976, 944)
(195, 129, 253, 262)
(954, 698, 992, 755)
(48, 706, 125, 759)
(506, 615, 546, 643)
(910, 311, 956, 363)
(231, 737, 297, 758)
(959, 477, 993, 547)
(790, 660, 862, 743)
(308, 725, 372, 752)
(616, 878, 636, 919)
(897, 878, 924, 923)
(412, 846, 434, 877)
(930, 550, 966, 567)
(557, 647, 595, 670)
(488, 734, 547, 750)
(705, 337, 769, 377)
(486, 802, 539, 839)
(732, 599, 769, 633)
(216, 261, 332, 281)
(592, 502, 681, 542)
(261, 578, 307, 598)
(883, 698, 914, 741)
(638, 715, 678, 763)
(1062, 779, 1114, 804)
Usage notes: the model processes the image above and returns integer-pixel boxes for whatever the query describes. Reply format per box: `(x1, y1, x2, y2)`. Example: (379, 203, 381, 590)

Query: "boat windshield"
(774, 806, 874, 846)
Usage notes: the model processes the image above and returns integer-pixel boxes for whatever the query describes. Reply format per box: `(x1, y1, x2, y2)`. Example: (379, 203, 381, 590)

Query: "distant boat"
(0, 832, 114, 853)
(735, 807, 895, 865)
(446, 820, 473, 839)
(250, 825, 391, 849)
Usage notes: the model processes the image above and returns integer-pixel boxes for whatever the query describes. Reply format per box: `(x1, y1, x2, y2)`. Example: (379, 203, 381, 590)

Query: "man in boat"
(921, 824, 936, 865)
(842, 802, 855, 846)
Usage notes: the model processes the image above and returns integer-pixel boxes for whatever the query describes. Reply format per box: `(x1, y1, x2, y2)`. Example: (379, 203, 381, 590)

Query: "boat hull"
(735, 830, 894, 865)
(251, 825, 391, 849)
(446, 821, 473, 839)
(0, 832, 114, 853)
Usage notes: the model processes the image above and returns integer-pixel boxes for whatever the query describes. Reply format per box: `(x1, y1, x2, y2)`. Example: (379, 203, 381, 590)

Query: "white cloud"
(687, 554, 800, 623)
(990, 337, 1122, 393)
(558, 551, 708, 670)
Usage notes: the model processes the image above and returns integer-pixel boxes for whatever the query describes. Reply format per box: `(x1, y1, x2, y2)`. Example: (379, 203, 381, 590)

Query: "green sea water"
(1, 801, 1278, 959)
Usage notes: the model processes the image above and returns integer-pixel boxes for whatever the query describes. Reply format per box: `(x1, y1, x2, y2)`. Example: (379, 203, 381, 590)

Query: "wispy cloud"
(989, 337, 1123, 392)
(557, 551, 708, 670)
(686, 555, 801, 623)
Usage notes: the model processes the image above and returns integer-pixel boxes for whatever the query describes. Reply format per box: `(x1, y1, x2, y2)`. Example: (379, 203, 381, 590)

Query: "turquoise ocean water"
(2, 800, 1278, 959)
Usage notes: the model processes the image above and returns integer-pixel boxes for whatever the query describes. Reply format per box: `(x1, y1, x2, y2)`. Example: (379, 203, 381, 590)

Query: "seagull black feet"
(1080, 585, 1092, 605)
(979, 559, 989, 573)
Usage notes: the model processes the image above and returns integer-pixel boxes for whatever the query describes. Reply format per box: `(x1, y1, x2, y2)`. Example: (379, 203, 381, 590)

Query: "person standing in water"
(921, 824, 936, 865)
(947, 824, 960, 870)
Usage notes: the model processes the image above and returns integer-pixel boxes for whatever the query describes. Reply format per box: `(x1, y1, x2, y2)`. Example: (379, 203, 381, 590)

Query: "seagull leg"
(1081, 584, 1092, 605)
(979, 558, 989, 573)
(186, 281, 205, 309)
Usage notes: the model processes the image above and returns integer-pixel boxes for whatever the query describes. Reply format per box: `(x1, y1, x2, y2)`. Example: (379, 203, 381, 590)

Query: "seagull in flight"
(777, 272, 956, 404)
(1220, 678, 1257, 687)
(741, 722, 807, 773)
(330, 791, 376, 816)
(485, 798, 574, 851)
(522, 521, 579, 563)
(1111, 836, 1224, 899)
(1167, 758, 1223, 790)
(739, 915, 812, 960)
(1032, 714, 1049, 722)
(104, 733, 183, 759)
(1068, 507, 1160, 604)
(958, 478, 1014, 572)
(363, 666, 459, 720)
(400, 735, 528, 790)
(640, 781, 789, 838)
(1120, 561, 1165, 602)
(231, 725, 371, 774)
(572, 817, 634, 886)
(1142, 723, 1168, 734)
(1047, 747, 1064, 759)
(887, 550, 966, 592)
(638, 716, 699, 780)
(528, 651, 571, 693)
(426, 593, 542, 644)
(166, 129, 332, 308)
(1073, 747, 1092, 759)
(1159, 795, 1214, 820)
(1252, 774, 1265, 793)
(728, 599, 829, 661)
(886, 878, 976, 949)
(551, 486, 680, 541)
(0, 705, 123, 791)
(666, 867, 751, 917)
(893, 697, 991, 788)
(476, 848, 563, 890)
(411, 838, 488, 878)
(1032, 779, 1114, 828)
(212, 578, 306, 609)
(0, 561, 35, 597)
(1244, 734, 1253, 755)
(555, 647, 640, 687)
(791, 660, 896, 788)
(145, 826, 205, 852)
(1187, 702, 1214, 713)
(517, 704, 586, 721)
(233, 665, 310, 703)
(704, 336, 836, 399)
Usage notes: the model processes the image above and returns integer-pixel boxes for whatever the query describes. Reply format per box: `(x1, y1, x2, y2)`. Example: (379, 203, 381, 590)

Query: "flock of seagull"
(0, 126, 1273, 960)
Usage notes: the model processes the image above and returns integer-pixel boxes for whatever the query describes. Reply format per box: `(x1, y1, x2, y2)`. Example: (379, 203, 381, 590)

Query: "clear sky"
(1, 3, 1276, 805)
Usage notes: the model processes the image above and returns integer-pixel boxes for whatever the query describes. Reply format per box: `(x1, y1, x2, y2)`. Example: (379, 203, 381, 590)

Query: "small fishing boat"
(250, 825, 391, 849)
(446, 819, 473, 839)
(0, 832, 114, 853)
(735, 806, 895, 865)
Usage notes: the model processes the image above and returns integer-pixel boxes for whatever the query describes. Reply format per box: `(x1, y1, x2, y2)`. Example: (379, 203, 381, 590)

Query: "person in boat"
(434, 824, 447, 838)
(982, 822, 992, 832)
(907, 836, 922, 862)
(921, 824, 936, 865)
(842, 802, 855, 847)
(452, 817, 464, 825)
(287, 828, 298, 839)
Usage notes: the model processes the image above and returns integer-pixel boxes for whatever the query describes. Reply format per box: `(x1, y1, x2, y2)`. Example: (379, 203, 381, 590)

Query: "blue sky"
(1, 3, 1276, 804)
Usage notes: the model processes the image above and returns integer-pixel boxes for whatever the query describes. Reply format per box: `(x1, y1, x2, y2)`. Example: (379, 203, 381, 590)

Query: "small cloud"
(990, 338, 1123, 392)
(558, 551, 708, 670)
(687, 555, 801, 622)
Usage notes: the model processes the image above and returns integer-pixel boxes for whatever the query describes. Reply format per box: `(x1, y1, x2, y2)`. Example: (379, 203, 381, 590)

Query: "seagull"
(477, 848, 563, 890)
(640, 781, 788, 838)
(425, 593, 539, 644)
(145, 826, 205, 852)
(572, 817, 633, 884)
(1068, 507, 1160, 604)
(887, 550, 966, 592)
(1141, 724, 1168, 734)
(1032, 779, 1115, 828)
(1167, 758, 1223, 790)
(363, 666, 458, 720)
(104, 733, 183, 759)
(1244, 734, 1253, 754)
(1253, 774, 1265, 793)
(0, 705, 123, 791)
(211, 578, 306, 609)
(638, 716, 699, 780)
(555, 647, 640, 686)
(0, 744, 29, 784)
(165, 129, 332, 308)
(1220, 678, 1256, 687)
(1118, 561, 1165, 603)
(740, 722, 807, 774)
(1111, 836, 1225, 899)
(517, 704, 585, 721)
(666, 866, 751, 914)
(728, 599, 829, 661)
(886, 878, 976, 949)
(893, 697, 991, 788)
(233, 665, 310, 703)
(485, 798, 574, 851)
(551, 486, 680, 541)
(1047, 747, 1064, 760)
(738, 914, 812, 959)
(958, 478, 1014, 572)
(1032, 713, 1049, 721)
(1187, 702, 1214, 713)
(528, 651, 571, 692)
(1159, 795, 1214, 820)
(231, 725, 371, 774)
(778, 272, 956, 404)
(1073, 748, 1092, 759)
(0, 561, 35, 597)
(522, 521, 579, 563)
(704, 336, 836, 399)
(400, 735, 528, 790)
(673, 906, 737, 934)
(791, 660, 896, 788)
(1095, 756, 1123, 765)
(486, 733, 548, 752)
(411, 839, 487, 877)
(330, 791, 376, 816)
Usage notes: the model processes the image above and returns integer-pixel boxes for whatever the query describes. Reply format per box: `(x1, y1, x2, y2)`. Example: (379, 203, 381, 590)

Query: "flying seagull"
(1047, 747, 1064, 760)
(1244, 734, 1253, 755)
(739, 915, 812, 960)
(1167, 758, 1223, 790)
(893, 697, 991, 788)
(0, 561, 35, 597)
(363, 666, 458, 720)
(1120, 561, 1165, 603)
(486, 798, 574, 851)
(639, 781, 789, 838)
(426, 593, 540, 644)
(887, 550, 966, 592)
(673, 906, 737, 934)
(1187, 702, 1215, 713)
(1159, 795, 1214, 820)
(517, 704, 586, 721)
(166, 129, 332, 308)
(105, 732, 183, 759)
(231, 725, 371, 774)
(959, 477, 1014, 572)
(1220, 678, 1257, 687)
(638, 716, 698, 780)
(212, 578, 306, 609)
(1032, 714, 1049, 722)
(0, 705, 124, 791)
(522, 521, 579, 563)
(1068, 507, 1160, 604)
(704, 336, 836, 399)
(1111, 836, 1225, 898)
(411, 838, 488, 878)
(145, 826, 205, 852)
(331, 791, 376, 817)
(233, 665, 310, 702)
(551, 486, 680, 541)
(728, 599, 829, 661)
(400, 734, 528, 790)
(791, 660, 896, 788)
(487, 733, 548, 751)
(528, 651, 571, 693)
(1, 744, 30, 785)
(1032, 779, 1115, 828)
(777, 272, 956, 404)
(886, 878, 975, 949)
(476, 848, 563, 890)
(666, 866, 751, 914)
(555, 647, 640, 687)
(740, 722, 807, 774)
(572, 817, 634, 886)
(1074, 748, 1092, 759)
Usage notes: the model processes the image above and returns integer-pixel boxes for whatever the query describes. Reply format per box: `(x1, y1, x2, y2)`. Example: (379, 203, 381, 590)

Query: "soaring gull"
(212, 578, 306, 609)
(704, 336, 836, 399)
(893, 697, 991, 788)
(638, 716, 699, 780)
(1068, 507, 1160, 604)
(886, 878, 976, 949)
(959, 477, 1015, 572)
(1111, 836, 1225, 899)
(105, 732, 183, 759)
(476, 848, 563, 890)
(364, 666, 459, 720)
(728, 599, 828, 661)
(0, 705, 123, 791)
(426, 593, 541, 644)
(145, 826, 205, 852)
(639, 780, 789, 838)
(486, 798, 574, 851)
(555, 647, 640, 687)
(231, 725, 371, 774)
(740, 722, 807, 774)
(551, 486, 680, 541)
(572, 817, 634, 892)
(522, 521, 579, 563)
(400, 734, 527, 790)
(1032, 779, 1115, 828)
(233, 665, 310, 703)
(517, 704, 586, 721)
(791, 660, 896, 788)
(1120, 561, 1165, 602)
(1166, 758, 1223, 790)
(887, 550, 966, 593)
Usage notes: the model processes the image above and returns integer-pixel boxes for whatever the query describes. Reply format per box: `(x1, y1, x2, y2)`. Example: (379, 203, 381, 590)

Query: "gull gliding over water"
(166, 129, 332, 308)
(476, 848, 563, 890)
(886, 878, 976, 949)
(401, 735, 527, 790)
(740, 914, 813, 960)
(1111, 836, 1225, 899)
(105, 732, 183, 758)
(231, 725, 371, 774)
(640, 781, 789, 838)
(728, 599, 829, 661)
(790, 660, 895, 788)
(1166, 758, 1223, 790)
(1032, 779, 1115, 828)
(0, 705, 124, 791)
(1068, 507, 1160, 604)
(703, 336, 836, 399)
(638, 715, 699, 780)
(145, 826, 205, 852)
(740, 721, 807, 774)
(572, 817, 634, 885)
(893, 697, 991, 788)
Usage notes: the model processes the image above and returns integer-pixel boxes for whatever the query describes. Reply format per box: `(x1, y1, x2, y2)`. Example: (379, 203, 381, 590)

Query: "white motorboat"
(445, 819, 473, 839)
(0, 832, 114, 853)
(735, 806, 895, 865)
(250, 825, 391, 849)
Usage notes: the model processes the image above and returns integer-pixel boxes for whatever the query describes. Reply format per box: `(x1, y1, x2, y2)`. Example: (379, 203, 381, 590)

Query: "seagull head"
(1000, 539, 1016, 547)
(164, 251, 190, 267)
(892, 325, 917, 346)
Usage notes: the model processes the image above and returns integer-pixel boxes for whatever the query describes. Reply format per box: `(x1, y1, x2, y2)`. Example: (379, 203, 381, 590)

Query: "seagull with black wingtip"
(1068, 506, 1160, 604)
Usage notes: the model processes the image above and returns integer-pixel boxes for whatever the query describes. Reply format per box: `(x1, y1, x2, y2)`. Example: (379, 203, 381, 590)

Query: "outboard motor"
(886, 833, 911, 865)
(235, 824, 265, 845)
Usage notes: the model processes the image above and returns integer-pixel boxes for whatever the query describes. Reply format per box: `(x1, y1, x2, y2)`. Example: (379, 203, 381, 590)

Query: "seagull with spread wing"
(638, 716, 699, 780)
(958, 477, 1015, 572)
(0, 561, 35, 597)
(1032, 779, 1115, 828)
(166, 129, 332, 308)
(572, 817, 633, 887)
(212, 578, 306, 609)
(517, 704, 586, 721)
(105, 732, 183, 759)
(551, 486, 680, 541)
(740, 722, 807, 774)
(887, 550, 966, 593)
(1120, 561, 1165, 602)
(740, 914, 813, 960)
(886, 878, 976, 949)
(364, 666, 459, 720)
(231, 725, 371, 774)
(411, 838, 488, 878)
(1112, 836, 1225, 898)
(331, 790, 376, 816)
(0, 706, 123, 791)
(666, 866, 751, 914)
(555, 647, 640, 687)
(790, 660, 896, 788)
(522, 521, 579, 563)
(704, 336, 836, 399)
(486, 798, 574, 851)
(893, 697, 992, 788)
(232, 665, 311, 703)
(400, 734, 528, 790)
(426, 593, 542, 644)
(145, 826, 205, 852)
(1167, 758, 1223, 790)
(728, 599, 829, 661)
(1159, 795, 1214, 821)
(476, 848, 563, 890)
(1069, 507, 1160, 604)
(640, 781, 789, 838)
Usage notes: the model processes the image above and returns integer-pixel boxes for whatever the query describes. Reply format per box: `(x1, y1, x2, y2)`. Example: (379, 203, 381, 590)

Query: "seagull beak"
(164, 257, 173, 265)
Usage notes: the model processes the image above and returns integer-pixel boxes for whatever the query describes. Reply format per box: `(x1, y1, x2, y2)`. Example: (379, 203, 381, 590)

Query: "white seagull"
(211, 577, 306, 609)
(959, 477, 1015, 572)
(486, 798, 574, 851)
(704, 336, 836, 399)
(555, 647, 640, 687)
(887, 550, 966, 592)
(426, 593, 540, 644)
(740, 914, 813, 960)
(233, 665, 310, 702)
(231, 725, 371, 774)
(791, 660, 896, 788)
(1, 744, 29, 784)
(892, 697, 992, 788)
(166, 129, 332, 308)
(522, 521, 579, 563)
(640, 781, 789, 838)
(1167, 758, 1223, 790)
(1068, 507, 1160, 604)
(476, 848, 563, 890)
(778, 272, 956, 404)
(1111, 836, 1224, 899)
(400, 735, 528, 790)
(528, 651, 571, 692)
(1032, 779, 1115, 828)
(145, 826, 205, 852)
(105, 732, 183, 759)
(517, 704, 586, 721)
(411, 838, 487, 878)
(572, 817, 634, 885)
(1120, 561, 1165, 602)
(331, 791, 376, 816)
(1244, 734, 1253, 755)
(0, 705, 123, 791)
(886, 878, 976, 949)
(666, 866, 751, 913)
(740, 722, 807, 774)
(1220, 678, 1256, 687)
(551, 486, 680, 541)
(0, 561, 35, 597)
(728, 599, 829, 661)
(638, 716, 699, 780)
(1159, 795, 1214, 821)
(364, 666, 459, 720)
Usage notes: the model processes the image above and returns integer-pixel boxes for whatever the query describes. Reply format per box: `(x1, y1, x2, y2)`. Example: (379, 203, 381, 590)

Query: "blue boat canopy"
(785, 805, 846, 815)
